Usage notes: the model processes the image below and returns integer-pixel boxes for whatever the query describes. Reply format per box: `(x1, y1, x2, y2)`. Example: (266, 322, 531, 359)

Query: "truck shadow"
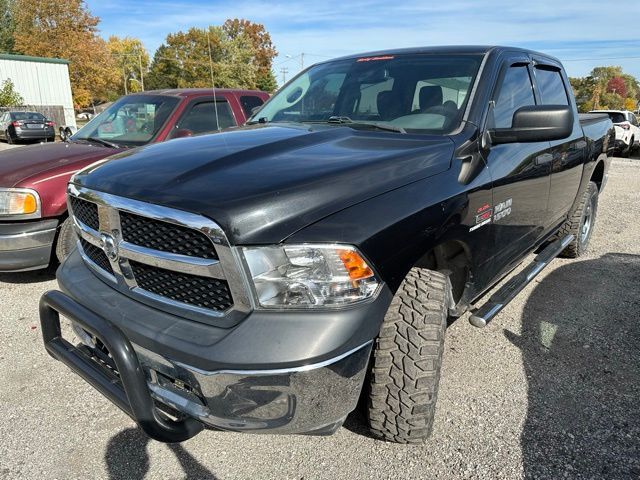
(504, 253, 640, 479)
(0, 264, 56, 284)
(104, 427, 218, 479)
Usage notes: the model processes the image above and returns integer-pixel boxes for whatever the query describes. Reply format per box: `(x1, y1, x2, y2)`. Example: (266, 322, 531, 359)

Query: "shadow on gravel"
(505, 253, 640, 479)
(105, 427, 218, 479)
(0, 263, 57, 284)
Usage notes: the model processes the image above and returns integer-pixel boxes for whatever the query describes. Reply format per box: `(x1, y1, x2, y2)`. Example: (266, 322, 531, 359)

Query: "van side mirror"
(490, 105, 573, 144)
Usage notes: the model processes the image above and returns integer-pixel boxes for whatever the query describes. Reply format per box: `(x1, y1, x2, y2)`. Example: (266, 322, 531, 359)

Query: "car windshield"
(250, 53, 483, 134)
(72, 95, 180, 147)
(12, 112, 46, 121)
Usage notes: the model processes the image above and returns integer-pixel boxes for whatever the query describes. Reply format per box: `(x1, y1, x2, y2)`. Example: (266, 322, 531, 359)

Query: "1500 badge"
(469, 198, 512, 232)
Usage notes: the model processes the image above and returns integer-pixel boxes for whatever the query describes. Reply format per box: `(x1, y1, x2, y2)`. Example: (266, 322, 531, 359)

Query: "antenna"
(206, 30, 221, 132)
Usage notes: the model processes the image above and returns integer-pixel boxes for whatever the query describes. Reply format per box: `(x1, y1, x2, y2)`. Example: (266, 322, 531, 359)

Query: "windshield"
(251, 53, 483, 134)
(72, 95, 180, 147)
(12, 112, 46, 121)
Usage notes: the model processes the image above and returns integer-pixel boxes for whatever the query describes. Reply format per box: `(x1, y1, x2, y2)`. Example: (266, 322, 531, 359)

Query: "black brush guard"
(39, 290, 204, 443)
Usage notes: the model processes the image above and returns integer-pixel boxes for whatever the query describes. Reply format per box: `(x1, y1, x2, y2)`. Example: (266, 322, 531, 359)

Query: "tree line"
(570, 67, 639, 112)
(0, 0, 278, 108)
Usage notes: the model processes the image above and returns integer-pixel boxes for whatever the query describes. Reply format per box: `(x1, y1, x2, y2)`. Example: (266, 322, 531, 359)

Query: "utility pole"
(138, 53, 145, 91)
(300, 53, 304, 70)
(122, 65, 128, 95)
(280, 67, 289, 84)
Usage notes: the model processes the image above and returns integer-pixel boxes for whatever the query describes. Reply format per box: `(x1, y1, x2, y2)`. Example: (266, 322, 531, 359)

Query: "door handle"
(534, 153, 553, 166)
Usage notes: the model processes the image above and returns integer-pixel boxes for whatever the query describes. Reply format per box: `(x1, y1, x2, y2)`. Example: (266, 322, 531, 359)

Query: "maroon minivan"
(0, 88, 269, 272)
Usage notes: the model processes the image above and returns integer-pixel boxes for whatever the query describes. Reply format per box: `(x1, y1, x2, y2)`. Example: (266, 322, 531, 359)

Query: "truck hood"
(0, 142, 113, 187)
(73, 124, 455, 244)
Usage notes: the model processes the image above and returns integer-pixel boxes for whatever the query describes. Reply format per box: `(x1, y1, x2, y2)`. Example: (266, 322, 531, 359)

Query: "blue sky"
(86, 0, 640, 83)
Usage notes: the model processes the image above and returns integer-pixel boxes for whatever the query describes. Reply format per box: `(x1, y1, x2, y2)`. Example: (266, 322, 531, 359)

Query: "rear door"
(484, 54, 552, 271)
(531, 58, 585, 226)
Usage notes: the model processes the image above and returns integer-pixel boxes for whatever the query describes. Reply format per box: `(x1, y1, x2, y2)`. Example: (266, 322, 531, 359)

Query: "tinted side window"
(177, 101, 236, 134)
(240, 96, 265, 118)
(492, 66, 536, 129)
(535, 68, 569, 105)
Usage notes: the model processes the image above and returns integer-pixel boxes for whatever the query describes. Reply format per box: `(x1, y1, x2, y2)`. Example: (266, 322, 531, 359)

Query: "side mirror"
(172, 128, 193, 139)
(490, 105, 573, 144)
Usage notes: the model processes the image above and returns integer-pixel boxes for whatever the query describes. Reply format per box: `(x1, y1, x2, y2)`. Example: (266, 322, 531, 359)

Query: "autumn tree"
(12, 0, 117, 107)
(0, 0, 17, 53)
(108, 36, 150, 97)
(222, 19, 278, 92)
(570, 66, 639, 112)
(146, 25, 259, 91)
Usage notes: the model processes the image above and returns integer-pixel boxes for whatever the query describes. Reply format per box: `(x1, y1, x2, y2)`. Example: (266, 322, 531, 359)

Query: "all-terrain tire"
(55, 217, 77, 263)
(559, 181, 599, 258)
(367, 268, 448, 444)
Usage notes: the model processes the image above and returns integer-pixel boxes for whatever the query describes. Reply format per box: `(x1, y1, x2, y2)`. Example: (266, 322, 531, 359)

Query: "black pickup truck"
(39, 46, 614, 444)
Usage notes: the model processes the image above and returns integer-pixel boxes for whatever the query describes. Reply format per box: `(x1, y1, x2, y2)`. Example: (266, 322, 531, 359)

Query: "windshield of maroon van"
(250, 53, 483, 134)
(71, 95, 179, 147)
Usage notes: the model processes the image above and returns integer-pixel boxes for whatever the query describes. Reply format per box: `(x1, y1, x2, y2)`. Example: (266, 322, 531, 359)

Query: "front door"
(484, 56, 552, 275)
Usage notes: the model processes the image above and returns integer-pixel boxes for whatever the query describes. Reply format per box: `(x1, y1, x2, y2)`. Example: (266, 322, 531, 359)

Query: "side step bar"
(469, 234, 574, 328)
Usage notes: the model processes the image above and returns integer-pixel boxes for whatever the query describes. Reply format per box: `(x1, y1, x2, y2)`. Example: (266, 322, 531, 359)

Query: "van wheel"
(55, 217, 77, 263)
(367, 268, 448, 444)
(559, 181, 598, 258)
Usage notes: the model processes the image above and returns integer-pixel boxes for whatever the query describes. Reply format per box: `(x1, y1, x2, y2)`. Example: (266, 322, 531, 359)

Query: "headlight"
(240, 244, 380, 308)
(0, 188, 41, 219)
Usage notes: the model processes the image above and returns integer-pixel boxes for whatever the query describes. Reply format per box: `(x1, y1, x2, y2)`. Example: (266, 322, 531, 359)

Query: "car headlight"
(0, 188, 41, 219)
(240, 244, 380, 308)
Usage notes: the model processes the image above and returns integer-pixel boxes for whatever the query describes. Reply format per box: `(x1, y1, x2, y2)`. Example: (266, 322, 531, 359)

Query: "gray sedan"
(0, 111, 55, 144)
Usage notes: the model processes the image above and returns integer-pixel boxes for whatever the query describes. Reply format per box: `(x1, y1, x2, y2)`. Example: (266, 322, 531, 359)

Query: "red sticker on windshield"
(356, 55, 394, 62)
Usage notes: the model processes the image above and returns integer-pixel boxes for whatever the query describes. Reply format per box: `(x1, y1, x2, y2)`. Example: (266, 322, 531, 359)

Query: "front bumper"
(0, 219, 58, 271)
(41, 250, 389, 441)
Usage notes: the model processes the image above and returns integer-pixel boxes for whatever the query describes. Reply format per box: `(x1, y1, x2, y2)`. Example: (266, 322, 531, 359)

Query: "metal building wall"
(0, 57, 76, 128)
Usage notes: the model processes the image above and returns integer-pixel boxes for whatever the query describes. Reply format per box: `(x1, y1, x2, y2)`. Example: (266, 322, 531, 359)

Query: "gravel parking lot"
(0, 152, 638, 479)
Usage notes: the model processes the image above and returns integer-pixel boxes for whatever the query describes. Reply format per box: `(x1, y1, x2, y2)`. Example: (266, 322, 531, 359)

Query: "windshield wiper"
(84, 137, 121, 149)
(326, 116, 406, 134)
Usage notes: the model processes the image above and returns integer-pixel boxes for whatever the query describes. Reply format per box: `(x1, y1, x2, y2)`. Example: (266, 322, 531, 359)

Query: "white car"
(589, 110, 640, 157)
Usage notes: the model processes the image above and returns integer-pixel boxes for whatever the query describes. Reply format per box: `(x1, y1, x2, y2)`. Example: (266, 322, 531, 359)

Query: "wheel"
(367, 268, 448, 443)
(621, 141, 631, 158)
(559, 181, 598, 258)
(55, 217, 77, 263)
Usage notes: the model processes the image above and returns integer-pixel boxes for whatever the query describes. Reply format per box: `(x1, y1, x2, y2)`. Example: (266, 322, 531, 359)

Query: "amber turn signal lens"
(338, 249, 374, 280)
(10, 192, 38, 214)
(22, 193, 38, 214)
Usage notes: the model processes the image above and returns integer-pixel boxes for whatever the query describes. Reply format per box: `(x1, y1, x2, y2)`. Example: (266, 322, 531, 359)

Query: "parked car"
(0, 111, 55, 144)
(39, 46, 613, 445)
(588, 109, 640, 156)
(0, 88, 268, 272)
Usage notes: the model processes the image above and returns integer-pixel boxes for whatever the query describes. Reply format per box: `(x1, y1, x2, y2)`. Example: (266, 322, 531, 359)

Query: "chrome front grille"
(67, 185, 250, 324)
(120, 210, 218, 259)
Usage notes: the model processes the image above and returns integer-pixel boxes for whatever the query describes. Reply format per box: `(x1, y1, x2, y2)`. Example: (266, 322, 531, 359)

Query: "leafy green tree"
(0, 79, 24, 106)
(146, 25, 260, 91)
(223, 19, 278, 92)
(0, 0, 16, 53)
